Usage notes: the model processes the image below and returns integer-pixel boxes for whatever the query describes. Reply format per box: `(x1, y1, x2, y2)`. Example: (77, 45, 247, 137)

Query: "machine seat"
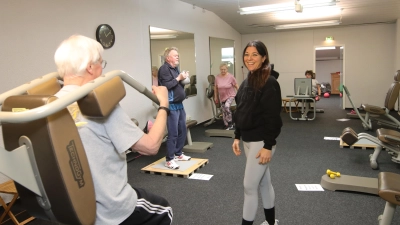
(186, 120, 197, 129)
(361, 104, 386, 115)
(378, 172, 400, 206)
(376, 128, 400, 145)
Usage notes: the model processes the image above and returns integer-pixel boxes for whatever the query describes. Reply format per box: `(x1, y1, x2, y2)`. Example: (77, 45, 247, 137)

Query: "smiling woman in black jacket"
(232, 40, 282, 225)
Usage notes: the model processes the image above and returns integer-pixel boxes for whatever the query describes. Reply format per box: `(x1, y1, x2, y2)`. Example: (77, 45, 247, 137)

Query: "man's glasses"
(101, 60, 107, 69)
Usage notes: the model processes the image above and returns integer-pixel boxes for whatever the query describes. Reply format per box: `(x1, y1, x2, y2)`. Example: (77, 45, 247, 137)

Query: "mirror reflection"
(149, 26, 197, 97)
(209, 37, 235, 77)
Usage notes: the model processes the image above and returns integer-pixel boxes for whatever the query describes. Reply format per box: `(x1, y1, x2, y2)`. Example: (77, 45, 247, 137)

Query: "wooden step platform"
(340, 138, 377, 149)
(141, 157, 209, 178)
(205, 129, 235, 138)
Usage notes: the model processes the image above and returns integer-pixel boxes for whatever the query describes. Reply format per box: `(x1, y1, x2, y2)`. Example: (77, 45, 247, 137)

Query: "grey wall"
(316, 60, 343, 84)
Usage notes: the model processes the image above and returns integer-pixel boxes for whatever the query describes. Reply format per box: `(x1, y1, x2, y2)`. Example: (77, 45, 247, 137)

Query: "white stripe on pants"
(242, 141, 276, 221)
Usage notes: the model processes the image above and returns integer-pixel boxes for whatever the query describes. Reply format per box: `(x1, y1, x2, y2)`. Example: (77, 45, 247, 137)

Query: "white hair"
(163, 47, 178, 60)
(54, 35, 104, 78)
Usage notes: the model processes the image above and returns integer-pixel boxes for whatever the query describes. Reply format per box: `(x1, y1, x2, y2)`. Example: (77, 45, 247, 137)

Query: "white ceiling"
(179, 0, 400, 34)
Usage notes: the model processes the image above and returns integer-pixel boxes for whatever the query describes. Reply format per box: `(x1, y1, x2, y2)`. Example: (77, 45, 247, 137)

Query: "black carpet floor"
(11, 95, 400, 225)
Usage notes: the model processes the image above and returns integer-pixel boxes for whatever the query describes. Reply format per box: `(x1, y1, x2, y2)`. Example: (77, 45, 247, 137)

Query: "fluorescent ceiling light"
(273, 7, 341, 20)
(150, 27, 174, 33)
(315, 46, 336, 50)
(239, 0, 337, 15)
(274, 20, 341, 30)
(150, 35, 177, 39)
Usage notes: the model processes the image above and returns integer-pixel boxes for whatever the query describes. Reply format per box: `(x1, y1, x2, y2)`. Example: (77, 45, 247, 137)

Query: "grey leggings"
(243, 141, 276, 221)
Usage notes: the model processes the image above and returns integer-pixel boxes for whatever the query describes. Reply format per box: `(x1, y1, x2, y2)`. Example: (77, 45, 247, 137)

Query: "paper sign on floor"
(295, 184, 324, 191)
(189, 173, 213, 180)
(324, 137, 340, 141)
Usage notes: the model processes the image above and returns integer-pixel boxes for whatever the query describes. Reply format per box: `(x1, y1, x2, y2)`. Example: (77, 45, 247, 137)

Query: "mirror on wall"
(209, 37, 235, 77)
(149, 26, 197, 97)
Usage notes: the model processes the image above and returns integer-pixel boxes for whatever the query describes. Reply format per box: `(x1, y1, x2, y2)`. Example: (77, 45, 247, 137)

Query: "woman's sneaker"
(260, 219, 279, 225)
(165, 159, 180, 169)
(174, 154, 191, 161)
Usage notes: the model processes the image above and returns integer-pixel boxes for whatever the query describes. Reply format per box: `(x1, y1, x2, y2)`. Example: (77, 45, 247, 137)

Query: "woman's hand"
(256, 148, 272, 164)
(232, 139, 241, 156)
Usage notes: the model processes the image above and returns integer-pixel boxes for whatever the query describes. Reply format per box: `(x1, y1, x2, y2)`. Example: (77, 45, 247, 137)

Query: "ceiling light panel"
(315, 46, 336, 50)
(274, 20, 341, 30)
(239, 0, 338, 15)
(273, 7, 341, 20)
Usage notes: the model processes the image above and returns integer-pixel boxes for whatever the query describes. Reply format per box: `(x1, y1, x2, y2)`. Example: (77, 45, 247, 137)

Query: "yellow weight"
(327, 169, 341, 177)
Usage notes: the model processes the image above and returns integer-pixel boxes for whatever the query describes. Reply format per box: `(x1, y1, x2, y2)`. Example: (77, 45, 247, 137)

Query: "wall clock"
(96, 24, 115, 49)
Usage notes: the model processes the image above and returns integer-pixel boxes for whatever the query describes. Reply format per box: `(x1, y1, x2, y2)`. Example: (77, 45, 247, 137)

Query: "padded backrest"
(394, 70, 400, 82)
(190, 75, 196, 85)
(207, 74, 215, 85)
(384, 82, 400, 110)
(26, 77, 62, 95)
(78, 76, 126, 117)
(206, 75, 215, 99)
(1, 95, 96, 225)
(189, 75, 197, 96)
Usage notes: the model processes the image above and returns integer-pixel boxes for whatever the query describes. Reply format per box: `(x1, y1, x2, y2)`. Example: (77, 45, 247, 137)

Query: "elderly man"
(54, 35, 172, 225)
(158, 47, 191, 170)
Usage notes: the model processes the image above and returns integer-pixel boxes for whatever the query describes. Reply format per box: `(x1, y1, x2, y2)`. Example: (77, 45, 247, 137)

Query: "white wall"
(242, 23, 396, 108)
(0, 0, 241, 195)
(0, 0, 241, 125)
(396, 19, 400, 70)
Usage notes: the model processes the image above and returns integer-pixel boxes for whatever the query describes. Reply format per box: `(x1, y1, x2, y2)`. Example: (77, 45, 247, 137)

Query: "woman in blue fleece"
(232, 40, 282, 225)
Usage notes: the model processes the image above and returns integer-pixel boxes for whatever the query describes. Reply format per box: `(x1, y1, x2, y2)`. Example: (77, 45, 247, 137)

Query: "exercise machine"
(321, 170, 400, 225)
(0, 70, 210, 224)
(343, 70, 400, 130)
(341, 126, 400, 169)
(287, 78, 320, 121)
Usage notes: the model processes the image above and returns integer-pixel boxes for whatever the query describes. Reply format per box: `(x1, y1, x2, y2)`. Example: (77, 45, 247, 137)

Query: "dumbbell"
(326, 169, 341, 178)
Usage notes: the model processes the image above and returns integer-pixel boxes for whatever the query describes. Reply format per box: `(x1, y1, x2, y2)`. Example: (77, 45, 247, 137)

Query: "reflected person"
(158, 47, 191, 170)
(152, 66, 159, 86)
(214, 63, 238, 130)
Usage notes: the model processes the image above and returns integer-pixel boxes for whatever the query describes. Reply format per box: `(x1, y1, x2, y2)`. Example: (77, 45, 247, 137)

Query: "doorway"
(314, 45, 345, 109)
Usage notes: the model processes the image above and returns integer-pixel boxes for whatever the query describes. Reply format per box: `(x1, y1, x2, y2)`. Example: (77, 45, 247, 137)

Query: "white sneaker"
(174, 154, 191, 161)
(165, 160, 180, 169)
(226, 125, 234, 130)
(260, 219, 279, 225)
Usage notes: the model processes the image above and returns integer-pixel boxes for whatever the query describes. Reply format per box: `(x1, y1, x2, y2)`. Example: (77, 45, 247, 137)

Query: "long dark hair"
(242, 40, 271, 91)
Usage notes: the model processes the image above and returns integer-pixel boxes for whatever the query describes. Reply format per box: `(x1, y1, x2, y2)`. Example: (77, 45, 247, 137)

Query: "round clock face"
(96, 24, 115, 49)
